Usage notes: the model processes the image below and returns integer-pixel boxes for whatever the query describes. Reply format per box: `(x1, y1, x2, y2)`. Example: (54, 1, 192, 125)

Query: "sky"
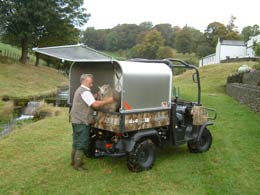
(83, 0, 260, 32)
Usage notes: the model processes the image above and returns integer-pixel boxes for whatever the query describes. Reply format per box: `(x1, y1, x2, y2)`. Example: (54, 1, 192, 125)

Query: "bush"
(34, 102, 61, 120)
(156, 47, 174, 59)
(0, 100, 14, 124)
(227, 73, 244, 84)
(253, 61, 260, 70)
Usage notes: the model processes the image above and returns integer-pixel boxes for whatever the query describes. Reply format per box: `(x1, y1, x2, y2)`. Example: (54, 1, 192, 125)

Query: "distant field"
(0, 61, 259, 194)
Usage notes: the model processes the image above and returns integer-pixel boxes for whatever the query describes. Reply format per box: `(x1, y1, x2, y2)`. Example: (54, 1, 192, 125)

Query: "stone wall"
(243, 71, 260, 86)
(226, 70, 260, 113)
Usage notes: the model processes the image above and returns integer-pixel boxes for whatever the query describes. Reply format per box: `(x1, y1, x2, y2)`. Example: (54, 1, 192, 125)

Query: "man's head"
(80, 74, 94, 88)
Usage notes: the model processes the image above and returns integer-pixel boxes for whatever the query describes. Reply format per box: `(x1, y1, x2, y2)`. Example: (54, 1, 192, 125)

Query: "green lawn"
(0, 62, 259, 195)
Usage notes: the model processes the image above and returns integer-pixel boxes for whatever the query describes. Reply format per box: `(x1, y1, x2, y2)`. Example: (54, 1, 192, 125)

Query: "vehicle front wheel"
(127, 139, 156, 172)
(188, 128, 212, 153)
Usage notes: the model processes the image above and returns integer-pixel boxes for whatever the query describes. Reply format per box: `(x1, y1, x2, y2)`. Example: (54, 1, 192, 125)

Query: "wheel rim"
(199, 135, 207, 146)
(138, 148, 150, 163)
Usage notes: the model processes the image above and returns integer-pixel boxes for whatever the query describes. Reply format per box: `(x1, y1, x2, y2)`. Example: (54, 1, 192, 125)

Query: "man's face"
(85, 77, 94, 88)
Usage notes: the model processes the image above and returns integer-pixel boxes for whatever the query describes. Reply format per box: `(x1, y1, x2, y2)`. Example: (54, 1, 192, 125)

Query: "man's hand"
(91, 97, 114, 109)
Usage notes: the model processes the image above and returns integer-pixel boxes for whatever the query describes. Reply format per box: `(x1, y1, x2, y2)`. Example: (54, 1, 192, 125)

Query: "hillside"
(0, 56, 68, 124)
(0, 57, 68, 98)
(0, 62, 259, 195)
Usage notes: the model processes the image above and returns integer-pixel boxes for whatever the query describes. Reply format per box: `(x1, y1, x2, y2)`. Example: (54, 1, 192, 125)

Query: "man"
(70, 74, 113, 171)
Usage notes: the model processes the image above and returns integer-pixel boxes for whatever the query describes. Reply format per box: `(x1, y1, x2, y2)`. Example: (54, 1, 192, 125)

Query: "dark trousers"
(72, 124, 90, 151)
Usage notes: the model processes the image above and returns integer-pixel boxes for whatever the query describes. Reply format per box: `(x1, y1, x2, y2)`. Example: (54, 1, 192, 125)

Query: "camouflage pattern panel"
(93, 111, 121, 133)
(93, 110, 170, 133)
(191, 106, 208, 125)
(124, 110, 170, 132)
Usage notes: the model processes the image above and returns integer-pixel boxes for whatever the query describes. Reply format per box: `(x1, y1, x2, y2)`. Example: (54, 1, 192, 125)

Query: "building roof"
(220, 39, 246, 46)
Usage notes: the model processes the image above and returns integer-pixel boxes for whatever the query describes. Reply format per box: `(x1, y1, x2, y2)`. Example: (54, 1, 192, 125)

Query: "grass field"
(0, 62, 260, 195)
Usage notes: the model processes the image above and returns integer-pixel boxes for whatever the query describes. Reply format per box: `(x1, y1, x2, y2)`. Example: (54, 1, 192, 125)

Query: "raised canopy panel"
(33, 45, 112, 61)
(119, 61, 172, 111)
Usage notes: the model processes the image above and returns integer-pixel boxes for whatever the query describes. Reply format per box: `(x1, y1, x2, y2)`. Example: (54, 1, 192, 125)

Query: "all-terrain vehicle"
(34, 45, 217, 172)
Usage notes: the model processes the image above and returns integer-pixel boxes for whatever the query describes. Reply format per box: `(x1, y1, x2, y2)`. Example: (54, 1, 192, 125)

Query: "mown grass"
(0, 62, 260, 195)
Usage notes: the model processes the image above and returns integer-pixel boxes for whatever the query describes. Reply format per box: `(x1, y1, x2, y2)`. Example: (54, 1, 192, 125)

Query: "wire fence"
(0, 47, 38, 65)
(0, 48, 20, 60)
(0, 119, 17, 138)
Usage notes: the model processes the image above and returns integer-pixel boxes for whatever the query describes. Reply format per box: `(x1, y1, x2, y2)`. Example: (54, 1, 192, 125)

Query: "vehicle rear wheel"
(188, 128, 212, 153)
(127, 139, 156, 172)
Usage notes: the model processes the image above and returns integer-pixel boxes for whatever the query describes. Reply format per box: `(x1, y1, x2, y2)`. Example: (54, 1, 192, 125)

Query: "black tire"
(127, 139, 156, 172)
(187, 128, 212, 153)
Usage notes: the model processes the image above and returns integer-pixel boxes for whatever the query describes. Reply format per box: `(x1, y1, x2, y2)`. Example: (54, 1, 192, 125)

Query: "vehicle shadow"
(88, 145, 191, 173)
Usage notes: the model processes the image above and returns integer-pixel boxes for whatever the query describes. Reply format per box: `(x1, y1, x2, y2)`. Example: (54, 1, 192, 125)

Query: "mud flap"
(197, 121, 213, 141)
(125, 129, 160, 152)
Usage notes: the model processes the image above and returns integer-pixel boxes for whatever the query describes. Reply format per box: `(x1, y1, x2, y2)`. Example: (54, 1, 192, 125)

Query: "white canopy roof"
(33, 44, 113, 62)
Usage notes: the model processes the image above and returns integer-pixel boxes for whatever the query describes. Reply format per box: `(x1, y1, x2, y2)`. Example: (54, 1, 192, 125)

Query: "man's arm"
(91, 97, 114, 109)
(81, 91, 114, 109)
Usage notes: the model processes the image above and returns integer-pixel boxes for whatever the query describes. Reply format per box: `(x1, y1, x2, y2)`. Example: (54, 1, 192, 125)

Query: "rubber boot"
(70, 149, 76, 166)
(73, 150, 87, 171)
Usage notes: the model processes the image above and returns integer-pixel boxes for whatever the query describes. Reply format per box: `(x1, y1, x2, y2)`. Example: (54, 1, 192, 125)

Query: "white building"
(199, 34, 260, 67)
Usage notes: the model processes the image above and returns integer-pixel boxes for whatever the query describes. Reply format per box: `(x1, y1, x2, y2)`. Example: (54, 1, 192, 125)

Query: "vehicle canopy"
(33, 45, 172, 113)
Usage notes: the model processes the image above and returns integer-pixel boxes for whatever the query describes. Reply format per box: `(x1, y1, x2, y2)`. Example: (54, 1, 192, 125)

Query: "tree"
(226, 15, 238, 33)
(153, 23, 174, 47)
(112, 24, 143, 50)
(171, 26, 181, 48)
(0, 0, 89, 64)
(81, 27, 99, 49)
(196, 42, 215, 58)
(35, 22, 80, 66)
(225, 15, 240, 40)
(204, 22, 227, 46)
(254, 43, 260, 56)
(156, 46, 174, 59)
(241, 25, 260, 41)
(105, 31, 119, 51)
(130, 29, 164, 59)
(139, 22, 153, 31)
(175, 27, 193, 54)
(91, 29, 109, 50)
(174, 26, 204, 54)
